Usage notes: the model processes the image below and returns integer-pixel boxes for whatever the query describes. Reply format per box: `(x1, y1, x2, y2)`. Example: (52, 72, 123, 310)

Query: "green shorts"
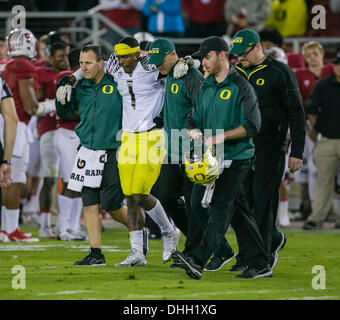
(81, 150, 124, 211)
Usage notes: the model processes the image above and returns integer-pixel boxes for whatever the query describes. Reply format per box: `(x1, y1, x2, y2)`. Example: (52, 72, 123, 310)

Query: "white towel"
(67, 146, 107, 192)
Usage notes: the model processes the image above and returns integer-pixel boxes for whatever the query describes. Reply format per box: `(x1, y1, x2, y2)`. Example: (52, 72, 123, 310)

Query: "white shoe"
(162, 227, 180, 262)
(115, 248, 147, 267)
(69, 229, 88, 241)
(57, 230, 80, 241)
(39, 227, 56, 239)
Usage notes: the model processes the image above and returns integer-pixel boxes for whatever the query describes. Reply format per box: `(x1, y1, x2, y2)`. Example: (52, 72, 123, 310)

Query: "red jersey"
(36, 67, 58, 138)
(295, 64, 334, 105)
(32, 59, 47, 68)
(1, 58, 37, 124)
(182, 0, 226, 24)
(56, 70, 79, 131)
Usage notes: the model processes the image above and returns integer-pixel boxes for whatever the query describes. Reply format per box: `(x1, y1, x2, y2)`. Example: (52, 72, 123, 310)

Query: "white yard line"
(37, 290, 96, 296)
(126, 288, 339, 299)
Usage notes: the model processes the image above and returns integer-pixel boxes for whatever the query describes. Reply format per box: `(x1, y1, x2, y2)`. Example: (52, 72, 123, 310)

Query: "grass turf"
(0, 226, 339, 300)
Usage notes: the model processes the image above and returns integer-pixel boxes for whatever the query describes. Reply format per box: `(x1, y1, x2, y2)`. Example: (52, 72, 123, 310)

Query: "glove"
(56, 84, 72, 105)
(173, 58, 189, 79)
(35, 99, 56, 116)
(184, 55, 201, 69)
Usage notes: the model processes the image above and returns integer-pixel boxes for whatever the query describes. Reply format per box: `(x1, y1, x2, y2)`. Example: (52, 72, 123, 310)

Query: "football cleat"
(8, 228, 39, 242)
(39, 227, 56, 239)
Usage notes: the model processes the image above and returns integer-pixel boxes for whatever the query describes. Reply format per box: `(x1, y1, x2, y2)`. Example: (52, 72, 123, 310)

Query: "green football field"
(1, 224, 340, 301)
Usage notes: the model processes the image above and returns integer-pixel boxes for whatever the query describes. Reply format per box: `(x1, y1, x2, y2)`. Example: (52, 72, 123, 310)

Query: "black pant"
(191, 185, 234, 258)
(190, 159, 268, 269)
(152, 161, 203, 253)
(235, 149, 285, 262)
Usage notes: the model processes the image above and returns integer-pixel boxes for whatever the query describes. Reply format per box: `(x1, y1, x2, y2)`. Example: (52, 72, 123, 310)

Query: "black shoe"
(143, 227, 149, 257)
(171, 251, 202, 280)
(270, 232, 287, 271)
(228, 261, 247, 272)
(74, 252, 106, 266)
(204, 252, 236, 272)
(303, 221, 321, 230)
(236, 265, 272, 279)
(335, 222, 340, 229)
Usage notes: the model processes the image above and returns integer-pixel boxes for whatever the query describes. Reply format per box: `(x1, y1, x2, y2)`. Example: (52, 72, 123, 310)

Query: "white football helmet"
(6, 28, 37, 60)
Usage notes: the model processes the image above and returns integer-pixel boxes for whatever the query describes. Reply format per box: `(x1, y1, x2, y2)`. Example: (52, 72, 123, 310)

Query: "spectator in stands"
(303, 52, 340, 230)
(259, 27, 287, 64)
(142, 0, 184, 37)
(100, 0, 144, 44)
(286, 52, 305, 71)
(295, 41, 333, 222)
(224, 0, 271, 36)
(181, 0, 226, 38)
(266, 0, 307, 37)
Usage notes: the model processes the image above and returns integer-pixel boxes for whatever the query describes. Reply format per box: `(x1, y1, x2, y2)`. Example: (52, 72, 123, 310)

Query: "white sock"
(40, 211, 51, 229)
(145, 199, 174, 234)
(278, 200, 290, 226)
(69, 197, 83, 232)
(5, 209, 20, 234)
(130, 230, 144, 254)
(1, 206, 6, 231)
(57, 195, 72, 233)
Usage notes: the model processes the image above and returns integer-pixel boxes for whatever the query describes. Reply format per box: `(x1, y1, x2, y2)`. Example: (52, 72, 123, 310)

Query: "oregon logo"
(171, 83, 179, 94)
(256, 78, 265, 86)
(102, 85, 113, 94)
(220, 89, 231, 100)
(194, 173, 205, 182)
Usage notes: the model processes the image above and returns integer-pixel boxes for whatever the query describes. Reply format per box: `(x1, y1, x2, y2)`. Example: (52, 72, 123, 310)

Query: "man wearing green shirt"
(172, 36, 270, 279)
(56, 45, 128, 266)
(147, 38, 235, 261)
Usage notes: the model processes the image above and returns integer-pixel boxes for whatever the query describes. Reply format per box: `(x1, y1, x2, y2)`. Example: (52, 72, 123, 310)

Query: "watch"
(1, 160, 11, 165)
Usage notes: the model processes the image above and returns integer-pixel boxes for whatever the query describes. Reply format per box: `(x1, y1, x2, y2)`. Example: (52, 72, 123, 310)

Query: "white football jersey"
(106, 53, 165, 133)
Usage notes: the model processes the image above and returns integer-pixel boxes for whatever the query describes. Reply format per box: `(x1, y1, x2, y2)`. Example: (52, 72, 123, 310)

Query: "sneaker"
(0, 230, 10, 242)
(143, 227, 149, 257)
(270, 233, 287, 271)
(171, 251, 202, 280)
(74, 251, 106, 266)
(39, 227, 56, 239)
(162, 227, 180, 262)
(303, 220, 321, 230)
(228, 261, 247, 272)
(8, 228, 39, 242)
(169, 251, 187, 269)
(114, 248, 147, 267)
(204, 252, 236, 272)
(68, 229, 88, 241)
(236, 265, 272, 279)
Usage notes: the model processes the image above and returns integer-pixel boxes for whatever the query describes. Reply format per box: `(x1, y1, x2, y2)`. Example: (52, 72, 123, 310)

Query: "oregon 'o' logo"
(102, 85, 114, 94)
(194, 173, 205, 182)
(220, 89, 231, 100)
(256, 78, 265, 86)
(171, 83, 179, 94)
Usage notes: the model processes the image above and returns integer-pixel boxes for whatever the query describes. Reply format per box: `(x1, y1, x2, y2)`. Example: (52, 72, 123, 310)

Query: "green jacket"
(56, 74, 122, 150)
(164, 65, 204, 162)
(188, 66, 261, 160)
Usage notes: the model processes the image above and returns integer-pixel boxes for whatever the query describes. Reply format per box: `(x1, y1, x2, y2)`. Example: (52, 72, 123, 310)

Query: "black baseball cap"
(333, 51, 340, 64)
(191, 36, 229, 58)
